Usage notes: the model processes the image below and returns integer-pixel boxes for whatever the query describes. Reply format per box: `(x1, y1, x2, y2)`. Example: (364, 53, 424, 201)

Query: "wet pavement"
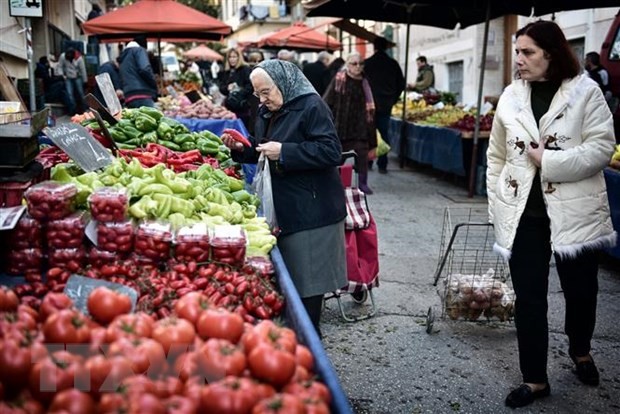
(320, 156, 620, 414)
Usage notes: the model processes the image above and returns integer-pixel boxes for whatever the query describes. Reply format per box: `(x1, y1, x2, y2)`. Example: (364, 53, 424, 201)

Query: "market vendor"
(221, 60, 347, 337)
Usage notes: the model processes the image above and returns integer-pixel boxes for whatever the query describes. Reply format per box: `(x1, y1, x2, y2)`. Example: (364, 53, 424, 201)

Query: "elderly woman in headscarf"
(221, 60, 347, 336)
(323, 52, 376, 194)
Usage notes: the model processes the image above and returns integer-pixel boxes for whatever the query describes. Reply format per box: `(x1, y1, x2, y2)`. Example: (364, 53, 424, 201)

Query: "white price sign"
(9, 0, 44, 18)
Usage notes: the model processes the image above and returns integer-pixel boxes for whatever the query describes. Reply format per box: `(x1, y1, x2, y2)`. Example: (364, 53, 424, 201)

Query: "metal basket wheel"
(350, 290, 368, 304)
(426, 306, 435, 334)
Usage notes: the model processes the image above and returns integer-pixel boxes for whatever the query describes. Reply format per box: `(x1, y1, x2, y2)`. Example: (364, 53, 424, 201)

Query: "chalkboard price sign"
(96, 72, 122, 116)
(43, 123, 114, 172)
(64, 274, 138, 316)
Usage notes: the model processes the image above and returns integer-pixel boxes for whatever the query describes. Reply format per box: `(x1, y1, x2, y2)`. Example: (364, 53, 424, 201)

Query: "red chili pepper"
(223, 128, 251, 147)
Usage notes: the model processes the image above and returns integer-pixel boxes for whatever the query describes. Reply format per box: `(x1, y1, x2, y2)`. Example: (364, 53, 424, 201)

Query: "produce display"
(159, 97, 237, 120)
(443, 269, 515, 322)
(392, 97, 494, 132)
(0, 104, 338, 413)
(610, 144, 620, 170)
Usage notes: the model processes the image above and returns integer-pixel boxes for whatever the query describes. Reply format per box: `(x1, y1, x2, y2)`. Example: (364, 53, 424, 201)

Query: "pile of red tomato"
(0, 286, 331, 413)
(10, 257, 284, 324)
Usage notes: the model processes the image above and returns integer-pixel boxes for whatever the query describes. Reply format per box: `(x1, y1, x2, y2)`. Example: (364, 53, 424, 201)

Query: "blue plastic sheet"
(388, 117, 466, 176)
(604, 168, 620, 259)
(271, 247, 353, 414)
(174, 117, 257, 184)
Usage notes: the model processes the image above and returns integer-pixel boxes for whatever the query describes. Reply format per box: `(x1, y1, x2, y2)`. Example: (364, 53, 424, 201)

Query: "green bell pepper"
(138, 106, 164, 121)
(157, 122, 174, 141)
(199, 130, 223, 144)
(142, 131, 158, 144)
(159, 140, 181, 151)
(173, 133, 195, 145)
(120, 124, 143, 141)
(134, 113, 158, 132)
(110, 127, 129, 143)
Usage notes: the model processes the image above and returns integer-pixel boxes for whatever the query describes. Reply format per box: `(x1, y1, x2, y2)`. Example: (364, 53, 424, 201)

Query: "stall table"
(388, 117, 489, 194)
(604, 167, 620, 260)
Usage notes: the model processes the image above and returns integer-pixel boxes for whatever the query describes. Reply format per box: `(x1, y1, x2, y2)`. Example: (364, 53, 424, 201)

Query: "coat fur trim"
(554, 232, 617, 260)
(493, 242, 512, 261)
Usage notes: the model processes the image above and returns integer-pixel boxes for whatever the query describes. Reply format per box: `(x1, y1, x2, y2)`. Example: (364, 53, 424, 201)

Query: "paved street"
(320, 156, 620, 414)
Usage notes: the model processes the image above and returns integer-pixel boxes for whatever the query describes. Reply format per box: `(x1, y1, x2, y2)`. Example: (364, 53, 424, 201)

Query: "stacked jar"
(6, 214, 44, 275)
(133, 221, 173, 264)
(173, 222, 210, 263)
(11, 181, 79, 275)
(90, 187, 132, 264)
(210, 225, 247, 267)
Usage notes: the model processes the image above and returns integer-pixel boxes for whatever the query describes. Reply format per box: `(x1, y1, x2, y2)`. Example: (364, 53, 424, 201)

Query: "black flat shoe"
(505, 383, 551, 408)
(569, 352, 600, 386)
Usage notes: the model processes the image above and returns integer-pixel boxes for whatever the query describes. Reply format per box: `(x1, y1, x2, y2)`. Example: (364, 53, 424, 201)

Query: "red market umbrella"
(82, 0, 231, 42)
(183, 44, 223, 61)
(253, 22, 342, 52)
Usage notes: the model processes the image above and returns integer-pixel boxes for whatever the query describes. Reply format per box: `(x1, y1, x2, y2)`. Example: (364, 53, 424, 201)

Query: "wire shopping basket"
(426, 207, 515, 333)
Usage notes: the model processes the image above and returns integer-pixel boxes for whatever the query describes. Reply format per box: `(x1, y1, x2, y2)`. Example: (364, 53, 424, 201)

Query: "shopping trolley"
(426, 206, 515, 333)
(324, 151, 379, 322)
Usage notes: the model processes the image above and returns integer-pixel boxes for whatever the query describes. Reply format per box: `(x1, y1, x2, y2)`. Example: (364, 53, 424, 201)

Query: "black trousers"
(509, 215, 599, 383)
(302, 295, 324, 338)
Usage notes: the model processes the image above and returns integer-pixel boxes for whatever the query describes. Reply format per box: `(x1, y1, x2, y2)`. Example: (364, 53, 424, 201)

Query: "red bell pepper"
(223, 128, 251, 147)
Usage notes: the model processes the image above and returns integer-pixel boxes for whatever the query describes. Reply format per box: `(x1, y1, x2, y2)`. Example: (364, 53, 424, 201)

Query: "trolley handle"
(340, 150, 358, 166)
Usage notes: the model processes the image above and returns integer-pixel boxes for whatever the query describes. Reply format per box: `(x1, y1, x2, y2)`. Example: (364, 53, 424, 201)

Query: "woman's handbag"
(252, 153, 279, 235)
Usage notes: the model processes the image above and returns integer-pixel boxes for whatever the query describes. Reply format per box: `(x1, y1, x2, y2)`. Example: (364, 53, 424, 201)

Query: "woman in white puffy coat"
(487, 20, 616, 409)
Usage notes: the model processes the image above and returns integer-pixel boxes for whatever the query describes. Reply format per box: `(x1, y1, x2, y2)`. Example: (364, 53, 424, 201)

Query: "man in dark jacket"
(303, 51, 331, 96)
(119, 35, 158, 108)
(364, 37, 405, 173)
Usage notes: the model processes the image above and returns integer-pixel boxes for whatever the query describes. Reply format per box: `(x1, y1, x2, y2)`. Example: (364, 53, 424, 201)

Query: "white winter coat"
(487, 74, 617, 260)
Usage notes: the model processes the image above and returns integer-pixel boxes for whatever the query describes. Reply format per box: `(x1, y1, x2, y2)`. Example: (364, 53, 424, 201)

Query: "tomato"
(42, 309, 91, 344)
(127, 392, 167, 414)
(87, 286, 132, 325)
(294, 344, 314, 372)
(299, 396, 330, 414)
(173, 351, 200, 383)
(196, 338, 247, 382)
(196, 308, 244, 344)
(174, 292, 210, 326)
(165, 395, 198, 414)
(200, 376, 260, 414)
(108, 337, 167, 377)
(105, 312, 155, 342)
(39, 292, 73, 321)
(0, 393, 44, 414)
(153, 376, 184, 399)
(251, 393, 305, 414)
(78, 355, 134, 398)
(242, 321, 297, 354)
(120, 375, 158, 397)
(282, 379, 331, 405)
(248, 343, 297, 388)
(0, 338, 33, 393)
(29, 351, 82, 404)
(151, 317, 196, 359)
(97, 392, 129, 413)
(48, 389, 96, 414)
(0, 287, 19, 312)
(290, 365, 311, 382)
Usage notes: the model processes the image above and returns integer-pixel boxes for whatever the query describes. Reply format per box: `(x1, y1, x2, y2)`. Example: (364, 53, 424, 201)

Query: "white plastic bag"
(252, 153, 279, 235)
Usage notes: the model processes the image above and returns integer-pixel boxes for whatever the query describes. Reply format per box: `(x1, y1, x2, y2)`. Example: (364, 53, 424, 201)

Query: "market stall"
(0, 105, 352, 413)
(387, 117, 489, 194)
(604, 167, 620, 260)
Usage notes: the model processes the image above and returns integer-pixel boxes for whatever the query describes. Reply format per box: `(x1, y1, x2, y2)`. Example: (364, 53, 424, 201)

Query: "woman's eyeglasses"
(348, 62, 363, 66)
(253, 84, 275, 99)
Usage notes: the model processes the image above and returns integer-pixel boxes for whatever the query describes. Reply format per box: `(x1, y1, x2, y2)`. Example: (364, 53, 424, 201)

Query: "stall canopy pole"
(467, 1, 491, 197)
(399, 6, 412, 169)
(26, 18, 36, 111)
